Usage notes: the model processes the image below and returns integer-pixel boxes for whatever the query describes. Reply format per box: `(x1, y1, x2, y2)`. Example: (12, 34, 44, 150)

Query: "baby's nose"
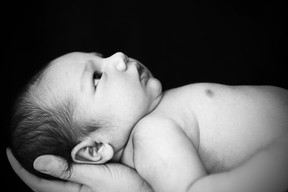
(113, 52, 128, 71)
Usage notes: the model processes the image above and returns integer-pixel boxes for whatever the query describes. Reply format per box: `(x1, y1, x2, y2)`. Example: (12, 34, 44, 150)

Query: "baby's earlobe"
(98, 143, 114, 163)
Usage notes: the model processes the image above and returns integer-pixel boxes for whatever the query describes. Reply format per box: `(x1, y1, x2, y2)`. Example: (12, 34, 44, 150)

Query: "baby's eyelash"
(93, 71, 102, 80)
(93, 71, 102, 88)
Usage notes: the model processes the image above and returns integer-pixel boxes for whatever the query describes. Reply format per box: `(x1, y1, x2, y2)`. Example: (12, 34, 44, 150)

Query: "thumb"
(34, 155, 71, 180)
(34, 155, 104, 186)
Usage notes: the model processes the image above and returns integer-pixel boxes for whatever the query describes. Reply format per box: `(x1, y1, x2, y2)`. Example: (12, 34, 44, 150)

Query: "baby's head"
(11, 52, 162, 179)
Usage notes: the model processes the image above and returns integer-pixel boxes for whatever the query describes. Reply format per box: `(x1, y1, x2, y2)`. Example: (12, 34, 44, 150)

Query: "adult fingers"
(6, 148, 85, 192)
(34, 155, 106, 187)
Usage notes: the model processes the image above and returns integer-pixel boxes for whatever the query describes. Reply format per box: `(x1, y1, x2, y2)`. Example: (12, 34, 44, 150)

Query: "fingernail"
(33, 156, 52, 173)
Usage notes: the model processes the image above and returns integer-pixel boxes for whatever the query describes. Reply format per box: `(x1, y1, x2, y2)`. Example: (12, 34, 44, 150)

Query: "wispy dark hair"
(10, 63, 98, 180)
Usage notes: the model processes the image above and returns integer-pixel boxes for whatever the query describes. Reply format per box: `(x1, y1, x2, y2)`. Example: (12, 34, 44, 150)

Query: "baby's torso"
(122, 83, 288, 173)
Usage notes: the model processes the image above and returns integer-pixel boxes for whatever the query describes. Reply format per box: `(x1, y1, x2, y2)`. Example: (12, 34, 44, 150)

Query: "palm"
(7, 149, 152, 192)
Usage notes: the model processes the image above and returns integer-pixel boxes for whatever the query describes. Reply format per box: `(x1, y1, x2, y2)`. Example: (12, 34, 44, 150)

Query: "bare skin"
(7, 52, 288, 192)
(120, 83, 288, 192)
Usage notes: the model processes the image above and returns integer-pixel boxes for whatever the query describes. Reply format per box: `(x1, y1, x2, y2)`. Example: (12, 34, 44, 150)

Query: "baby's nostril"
(123, 54, 129, 64)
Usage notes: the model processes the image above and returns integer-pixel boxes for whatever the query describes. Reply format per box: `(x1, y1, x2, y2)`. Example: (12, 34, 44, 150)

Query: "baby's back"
(153, 83, 288, 173)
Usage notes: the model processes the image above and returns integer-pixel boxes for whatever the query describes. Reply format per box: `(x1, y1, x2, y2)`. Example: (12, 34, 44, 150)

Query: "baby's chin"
(148, 78, 163, 111)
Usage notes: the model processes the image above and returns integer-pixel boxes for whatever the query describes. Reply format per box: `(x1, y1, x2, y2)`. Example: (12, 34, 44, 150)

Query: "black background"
(2, 1, 287, 191)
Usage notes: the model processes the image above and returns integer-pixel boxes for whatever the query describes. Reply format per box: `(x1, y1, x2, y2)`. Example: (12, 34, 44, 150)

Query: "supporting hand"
(7, 148, 153, 192)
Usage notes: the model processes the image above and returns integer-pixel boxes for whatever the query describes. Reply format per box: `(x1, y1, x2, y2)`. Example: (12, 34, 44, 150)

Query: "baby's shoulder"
(131, 115, 183, 147)
(130, 115, 205, 191)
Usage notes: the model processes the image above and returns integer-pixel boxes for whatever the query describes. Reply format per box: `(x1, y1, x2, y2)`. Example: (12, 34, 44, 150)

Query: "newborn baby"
(11, 52, 288, 192)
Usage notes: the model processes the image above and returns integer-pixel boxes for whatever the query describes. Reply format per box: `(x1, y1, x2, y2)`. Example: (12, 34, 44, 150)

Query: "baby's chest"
(197, 114, 287, 173)
(194, 92, 288, 173)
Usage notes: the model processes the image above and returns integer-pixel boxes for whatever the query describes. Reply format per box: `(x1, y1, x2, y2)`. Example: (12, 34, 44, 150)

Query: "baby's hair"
(10, 62, 99, 180)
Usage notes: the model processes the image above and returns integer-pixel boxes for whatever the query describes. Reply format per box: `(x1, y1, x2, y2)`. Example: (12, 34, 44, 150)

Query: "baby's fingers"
(6, 148, 83, 192)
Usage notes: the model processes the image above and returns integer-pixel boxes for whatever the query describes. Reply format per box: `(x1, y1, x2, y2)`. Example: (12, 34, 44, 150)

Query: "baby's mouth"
(136, 63, 150, 85)
(136, 62, 144, 76)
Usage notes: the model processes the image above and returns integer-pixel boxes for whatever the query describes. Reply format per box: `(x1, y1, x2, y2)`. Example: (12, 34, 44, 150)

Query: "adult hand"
(7, 148, 153, 192)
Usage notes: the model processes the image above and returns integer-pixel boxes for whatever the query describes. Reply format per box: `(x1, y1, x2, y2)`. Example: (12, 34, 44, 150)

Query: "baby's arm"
(132, 117, 207, 192)
(191, 132, 288, 192)
(133, 117, 288, 192)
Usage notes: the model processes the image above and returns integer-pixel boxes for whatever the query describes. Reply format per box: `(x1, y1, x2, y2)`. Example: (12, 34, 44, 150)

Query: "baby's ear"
(71, 139, 114, 164)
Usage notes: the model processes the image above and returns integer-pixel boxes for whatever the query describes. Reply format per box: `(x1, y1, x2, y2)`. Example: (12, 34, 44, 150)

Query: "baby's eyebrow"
(90, 52, 103, 57)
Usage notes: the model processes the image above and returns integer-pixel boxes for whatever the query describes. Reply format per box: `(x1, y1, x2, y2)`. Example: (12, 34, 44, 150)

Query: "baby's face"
(41, 52, 162, 151)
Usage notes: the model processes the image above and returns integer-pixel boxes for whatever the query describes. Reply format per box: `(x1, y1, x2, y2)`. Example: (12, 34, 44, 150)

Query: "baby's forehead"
(50, 52, 92, 67)
(47, 52, 96, 76)
(36, 52, 90, 100)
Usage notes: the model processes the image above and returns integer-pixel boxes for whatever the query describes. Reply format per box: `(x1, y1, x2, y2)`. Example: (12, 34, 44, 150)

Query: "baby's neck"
(150, 86, 199, 145)
(119, 85, 200, 167)
(111, 148, 125, 163)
